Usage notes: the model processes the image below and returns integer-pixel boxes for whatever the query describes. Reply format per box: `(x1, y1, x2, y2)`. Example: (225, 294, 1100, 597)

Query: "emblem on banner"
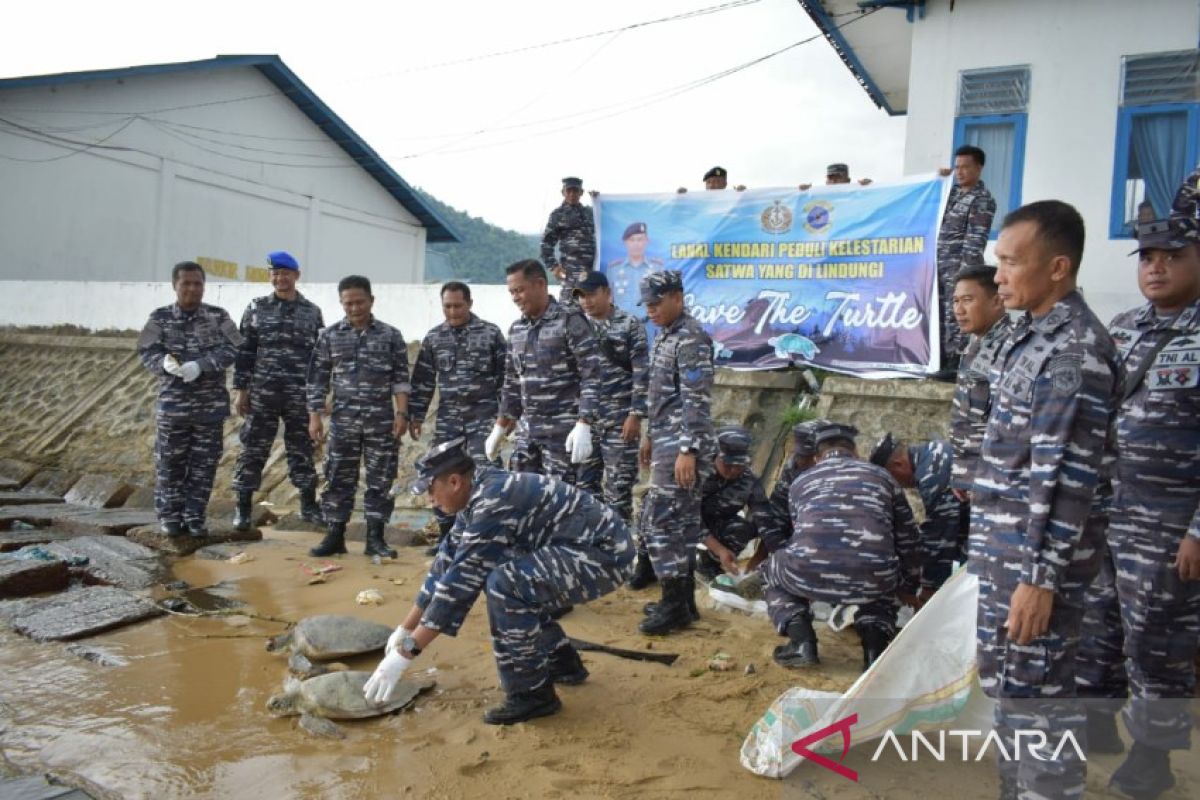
(760, 201, 794, 234)
(802, 200, 834, 235)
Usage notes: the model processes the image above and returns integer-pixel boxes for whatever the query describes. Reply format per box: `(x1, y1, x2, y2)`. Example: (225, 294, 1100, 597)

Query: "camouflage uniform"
(581, 306, 648, 520)
(1170, 167, 1200, 224)
(137, 303, 240, 527)
(501, 298, 603, 490)
(415, 466, 634, 694)
(909, 440, 969, 591)
(231, 292, 324, 495)
(764, 451, 919, 637)
(700, 465, 772, 562)
(306, 317, 410, 524)
(969, 290, 1120, 799)
(540, 203, 596, 303)
(640, 309, 716, 580)
(936, 181, 996, 360)
(949, 314, 1013, 491)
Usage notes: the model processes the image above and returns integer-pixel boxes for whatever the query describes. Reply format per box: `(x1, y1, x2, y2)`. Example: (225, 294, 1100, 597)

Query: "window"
(952, 67, 1030, 238)
(1110, 50, 1200, 237)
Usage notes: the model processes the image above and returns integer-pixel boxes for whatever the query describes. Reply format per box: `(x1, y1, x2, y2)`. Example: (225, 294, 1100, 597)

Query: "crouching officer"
(763, 422, 920, 671)
(363, 438, 635, 725)
(697, 425, 772, 579)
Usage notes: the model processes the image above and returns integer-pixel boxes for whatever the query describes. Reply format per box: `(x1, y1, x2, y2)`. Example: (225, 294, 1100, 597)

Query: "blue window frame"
(952, 113, 1028, 239)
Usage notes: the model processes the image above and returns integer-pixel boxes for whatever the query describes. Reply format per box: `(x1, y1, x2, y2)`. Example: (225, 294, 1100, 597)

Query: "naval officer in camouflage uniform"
(487, 260, 603, 491)
(969, 201, 1120, 800)
(540, 176, 596, 303)
(137, 261, 241, 536)
(949, 263, 1012, 497)
(752, 419, 823, 566)
(764, 422, 920, 671)
(872, 434, 967, 596)
(635, 270, 716, 635)
(605, 222, 662, 315)
(1078, 217, 1200, 800)
(361, 438, 634, 725)
(936, 145, 997, 369)
(408, 281, 507, 541)
(573, 271, 647, 521)
(306, 275, 410, 560)
(231, 251, 325, 530)
(697, 425, 773, 579)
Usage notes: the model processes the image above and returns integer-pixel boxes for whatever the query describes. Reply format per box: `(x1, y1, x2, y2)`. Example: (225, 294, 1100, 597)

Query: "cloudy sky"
(3, 0, 907, 232)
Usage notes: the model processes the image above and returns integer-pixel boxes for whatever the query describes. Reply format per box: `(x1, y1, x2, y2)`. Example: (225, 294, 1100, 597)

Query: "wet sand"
(0, 527, 1194, 799)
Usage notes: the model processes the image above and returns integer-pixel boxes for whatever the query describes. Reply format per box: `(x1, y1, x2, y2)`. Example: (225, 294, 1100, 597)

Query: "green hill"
(418, 189, 541, 284)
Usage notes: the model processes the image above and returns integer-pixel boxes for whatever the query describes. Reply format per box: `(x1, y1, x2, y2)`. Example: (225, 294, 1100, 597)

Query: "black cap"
(869, 432, 897, 467)
(1130, 217, 1195, 255)
(562, 176, 584, 189)
(814, 421, 859, 448)
(638, 269, 684, 305)
(411, 438, 475, 494)
(716, 425, 753, 466)
(703, 166, 727, 181)
(623, 222, 648, 240)
(826, 163, 849, 177)
(573, 271, 609, 295)
(791, 419, 824, 456)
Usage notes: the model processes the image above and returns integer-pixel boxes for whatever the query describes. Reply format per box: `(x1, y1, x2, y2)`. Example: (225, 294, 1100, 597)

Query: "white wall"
(0, 281, 520, 339)
(0, 66, 428, 284)
(903, 0, 1200, 324)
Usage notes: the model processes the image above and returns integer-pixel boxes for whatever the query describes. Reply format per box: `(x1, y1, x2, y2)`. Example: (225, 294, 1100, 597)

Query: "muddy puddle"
(0, 529, 1194, 799)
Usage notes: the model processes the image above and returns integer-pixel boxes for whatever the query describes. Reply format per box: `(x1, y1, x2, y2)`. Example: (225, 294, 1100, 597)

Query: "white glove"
(162, 355, 183, 376)
(363, 650, 412, 704)
(565, 420, 593, 464)
(179, 361, 202, 383)
(385, 625, 413, 656)
(485, 423, 507, 461)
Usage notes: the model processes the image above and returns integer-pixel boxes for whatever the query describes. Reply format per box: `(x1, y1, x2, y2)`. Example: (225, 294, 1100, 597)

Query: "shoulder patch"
(1049, 352, 1083, 395)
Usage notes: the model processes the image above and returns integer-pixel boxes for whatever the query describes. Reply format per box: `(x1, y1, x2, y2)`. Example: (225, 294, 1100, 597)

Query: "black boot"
(185, 519, 208, 538)
(309, 521, 347, 557)
(1110, 741, 1174, 799)
(160, 520, 184, 537)
(482, 684, 562, 725)
(643, 573, 700, 621)
(548, 644, 589, 685)
(1086, 708, 1125, 755)
(628, 552, 657, 590)
(299, 487, 322, 524)
(773, 614, 820, 668)
(363, 520, 397, 559)
(233, 491, 253, 532)
(639, 578, 693, 635)
(857, 623, 891, 671)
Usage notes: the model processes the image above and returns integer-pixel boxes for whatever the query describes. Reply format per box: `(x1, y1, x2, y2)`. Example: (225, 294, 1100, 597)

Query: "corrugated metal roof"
(0, 54, 461, 242)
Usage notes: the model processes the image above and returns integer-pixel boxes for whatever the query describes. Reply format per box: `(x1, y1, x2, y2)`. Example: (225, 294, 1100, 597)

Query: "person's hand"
(393, 415, 408, 439)
(620, 415, 641, 443)
(552, 265, 566, 282)
(734, 184, 747, 192)
(938, 167, 952, 177)
(235, 390, 250, 417)
(1176, 536, 1200, 582)
(486, 423, 508, 461)
(363, 651, 412, 704)
(675, 452, 697, 489)
(588, 190, 599, 199)
(952, 488, 970, 503)
(385, 625, 413, 656)
(857, 178, 873, 186)
(1005, 583, 1054, 645)
(798, 183, 812, 191)
(179, 361, 202, 383)
(898, 591, 923, 610)
(409, 421, 422, 441)
(308, 413, 324, 444)
(917, 586, 937, 606)
(639, 438, 651, 468)
(565, 421, 593, 464)
(162, 355, 183, 376)
(718, 547, 739, 576)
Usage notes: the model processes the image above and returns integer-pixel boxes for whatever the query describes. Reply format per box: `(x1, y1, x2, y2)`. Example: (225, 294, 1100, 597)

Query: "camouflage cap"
(703, 166, 727, 181)
(572, 271, 609, 295)
(637, 269, 683, 305)
(813, 421, 859, 448)
(825, 163, 849, 177)
(1130, 217, 1196, 255)
(715, 424, 753, 466)
(869, 432, 897, 467)
(562, 176, 584, 189)
(411, 437, 475, 494)
(791, 418, 824, 456)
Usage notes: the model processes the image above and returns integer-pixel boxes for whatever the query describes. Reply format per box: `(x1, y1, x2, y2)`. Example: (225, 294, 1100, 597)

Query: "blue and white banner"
(595, 175, 949, 375)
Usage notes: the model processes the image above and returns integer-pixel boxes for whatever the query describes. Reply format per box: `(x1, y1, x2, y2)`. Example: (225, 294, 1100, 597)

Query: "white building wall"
(0, 66, 428, 284)
(903, 0, 1200, 324)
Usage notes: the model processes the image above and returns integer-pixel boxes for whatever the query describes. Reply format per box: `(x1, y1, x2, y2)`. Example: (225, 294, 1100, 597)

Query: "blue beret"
(267, 251, 300, 271)
(623, 222, 648, 240)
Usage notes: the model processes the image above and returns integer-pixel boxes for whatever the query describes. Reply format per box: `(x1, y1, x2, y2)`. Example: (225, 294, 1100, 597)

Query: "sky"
(2, 0, 908, 233)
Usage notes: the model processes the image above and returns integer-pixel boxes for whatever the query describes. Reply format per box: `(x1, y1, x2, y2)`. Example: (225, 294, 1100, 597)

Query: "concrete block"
(64, 474, 134, 509)
(0, 558, 70, 597)
(0, 458, 39, 486)
(0, 529, 80, 552)
(1, 586, 163, 641)
(0, 503, 89, 531)
(0, 491, 66, 506)
(54, 509, 158, 537)
(23, 470, 79, 497)
(120, 485, 155, 509)
(126, 522, 263, 557)
(43, 536, 164, 590)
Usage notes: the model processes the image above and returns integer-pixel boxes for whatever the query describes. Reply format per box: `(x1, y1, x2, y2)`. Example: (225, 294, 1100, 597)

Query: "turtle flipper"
(288, 652, 327, 679)
(299, 713, 345, 739)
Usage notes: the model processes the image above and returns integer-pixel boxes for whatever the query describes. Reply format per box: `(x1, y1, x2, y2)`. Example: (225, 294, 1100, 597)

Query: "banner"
(595, 176, 949, 375)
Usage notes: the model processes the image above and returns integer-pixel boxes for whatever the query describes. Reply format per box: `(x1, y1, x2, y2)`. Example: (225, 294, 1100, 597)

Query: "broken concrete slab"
(1, 586, 163, 641)
(0, 503, 89, 530)
(126, 522, 263, 556)
(64, 474, 134, 509)
(0, 492, 66, 507)
(43, 536, 165, 590)
(0, 529, 80, 552)
(0, 558, 70, 597)
(0, 477, 19, 491)
(272, 512, 325, 533)
(23, 469, 78, 497)
(53, 509, 158, 537)
(119, 485, 155, 509)
(0, 458, 39, 486)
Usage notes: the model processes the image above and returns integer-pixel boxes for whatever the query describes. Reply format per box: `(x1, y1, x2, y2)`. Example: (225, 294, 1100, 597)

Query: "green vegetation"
(417, 189, 541, 284)
(779, 403, 821, 432)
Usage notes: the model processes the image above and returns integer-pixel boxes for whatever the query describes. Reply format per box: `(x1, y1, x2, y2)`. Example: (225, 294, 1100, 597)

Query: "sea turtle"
(767, 333, 820, 361)
(266, 671, 436, 739)
(266, 614, 393, 661)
